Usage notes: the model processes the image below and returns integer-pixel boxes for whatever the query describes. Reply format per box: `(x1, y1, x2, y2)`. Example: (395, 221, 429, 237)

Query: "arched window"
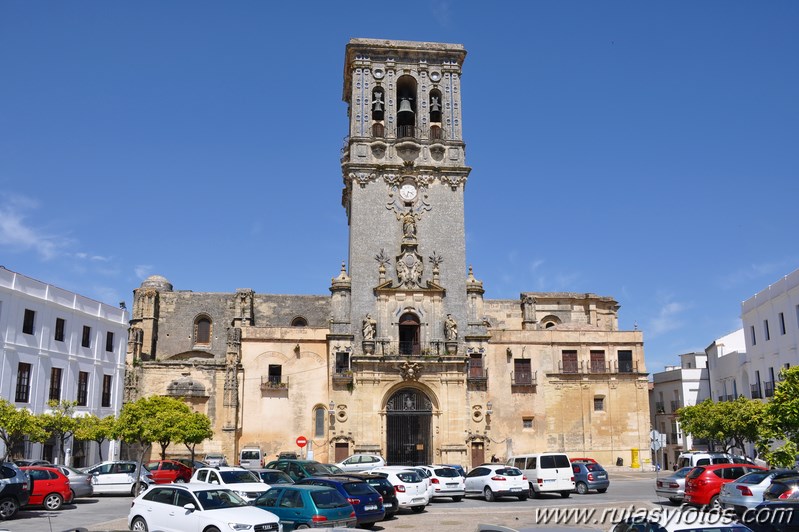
(398, 312, 420, 355)
(195, 316, 212, 345)
(291, 316, 308, 327)
(396, 75, 417, 137)
(313, 406, 326, 438)
(429, 88, 443, 139)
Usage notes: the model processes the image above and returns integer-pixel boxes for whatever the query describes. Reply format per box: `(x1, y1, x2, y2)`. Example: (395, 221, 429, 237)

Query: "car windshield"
(396, 471, 422, 483)
(586, 464, 605, 472)
(311, 489, 350, 509)
(737, 471, 773, 484)
(496, 467, 522, 476)
(687, 467, 706, 479)
(342, 481, 374, 495)
(260, 471, 292, 484)
(195, 489, 248, 510)
(220, 470, 260, 483)
(305, 463, 333, 476)
(434, 468, 460, 478)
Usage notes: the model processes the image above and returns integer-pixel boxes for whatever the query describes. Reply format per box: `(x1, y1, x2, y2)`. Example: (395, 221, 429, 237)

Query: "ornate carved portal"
(385, 388, 433, 466)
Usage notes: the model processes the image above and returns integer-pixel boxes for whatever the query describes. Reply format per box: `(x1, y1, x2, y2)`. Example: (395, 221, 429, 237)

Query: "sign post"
(296, 435, 308, 459)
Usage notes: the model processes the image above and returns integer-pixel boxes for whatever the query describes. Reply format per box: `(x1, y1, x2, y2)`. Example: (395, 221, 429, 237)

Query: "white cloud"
(0, 196, 65, 260)
(647, 300, 686, 338)
(135, 265, 153, 279)
(431, 0, 453, 27)
(718, 261, 797, 290)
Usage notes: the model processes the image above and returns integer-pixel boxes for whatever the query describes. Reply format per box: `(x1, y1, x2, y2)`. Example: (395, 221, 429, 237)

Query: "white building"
(706, 328, 748, 402)
(650, 352, 711, 469)
(0, 267, 128, 466)
(741, 267, 799, 397)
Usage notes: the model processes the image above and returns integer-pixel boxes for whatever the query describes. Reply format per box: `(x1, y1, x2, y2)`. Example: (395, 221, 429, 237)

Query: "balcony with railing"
(467, 367, 488, 390)
(260, 376, 289, 392)
(554, 359, 641, 375)
(511, 371, 537, 391)
(751, 383, 762, 399)
(655, 401, 665, 414)
(670, 432, 679, 444)
(370, 341, 457, 358)
(332, 371, 353, 385)
(764, 381, 775, 398)
(590, 361, 609, 374)
(670, 400, 682, 412)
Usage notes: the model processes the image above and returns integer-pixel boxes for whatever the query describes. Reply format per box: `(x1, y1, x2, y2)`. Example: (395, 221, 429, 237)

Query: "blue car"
(298, 476, 385, 527)
(253, 485, 356, 531)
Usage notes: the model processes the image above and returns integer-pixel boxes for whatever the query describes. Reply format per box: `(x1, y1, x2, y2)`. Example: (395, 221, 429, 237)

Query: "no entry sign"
(296, 436, 308, 448)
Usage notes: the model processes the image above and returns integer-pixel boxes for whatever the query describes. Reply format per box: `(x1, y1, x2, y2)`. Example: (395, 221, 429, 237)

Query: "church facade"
(125, 39, 650, 468)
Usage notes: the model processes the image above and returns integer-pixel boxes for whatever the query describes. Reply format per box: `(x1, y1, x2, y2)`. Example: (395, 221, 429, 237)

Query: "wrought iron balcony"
(332, 371, 353, 385)
(670, 400, 681, 412)
(467, 368, 488, 390)
(764, 381, 775, 398)
(655, 402, 665, 414)
(260, 376, 289, 391)
(511, 371, 537, 387)
(371, 341, 457, 357)
(590, 361, 609, 374)
(750, 384, 762, 399)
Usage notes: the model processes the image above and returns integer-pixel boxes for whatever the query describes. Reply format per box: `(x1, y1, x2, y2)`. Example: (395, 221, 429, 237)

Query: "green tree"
(39, 400, 79, 465)
(677, 399, 724, 449)
(113, 395, 195, 461)
(176, 411, 213, 463)
(757, 366, 799, 467)
(74, 414, 117, 463)
(677, 396, 764, 454)
(0, 398, 49, 461)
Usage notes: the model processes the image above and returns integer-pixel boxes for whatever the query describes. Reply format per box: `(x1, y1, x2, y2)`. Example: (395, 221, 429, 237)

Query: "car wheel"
(296, 526, 310, 530)
(484, 486, 495, 502)
(43, 493, 63, 511)
(0, 497, 19, 520)
(452, 496, 463, 502)
(206, 528, 221, 532)
(518, 493, 528, 501)
(529, 484, 540, 499)
(70, 489, 76, 500)
(707, 495, 720, 511)
(668, 497, 682, 505)
(576, 482, 588, 495)
(130, 516, 149, 531)
(411, 505, 425, 513)
(560, 490, 571, 498)
(597, 488, 607, 494)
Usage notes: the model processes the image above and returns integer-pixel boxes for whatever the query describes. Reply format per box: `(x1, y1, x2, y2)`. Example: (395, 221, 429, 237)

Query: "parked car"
(264, 459, 336, 482)
(572, 461, 610, 494)
(54, 465, 94, 499)
(173, 458, 207, 473)
(320, 463, 345, 475)
(190, 466, 269, 503)
(251, 468, 295, 486)
(128, 482, 281, 532)
(254, 484, 356, 531)
(464, 464, 528, 502)
(297, 475, 385, 527)
(720, 469, 798, 514)
(239, 447, 264, 470)
(373, 465, 434, 500)
(655, 466, 693, 505)
(435, 464, 466, 477)
(20, 466, 72, 511)
(684, 463, 767, 508)
(14, 459, 52, 467)
(506, 452, 574, 498)
(416, 465, 465, 501)
(676, 451, 754, 469)
(0, 462, 30, 520)
(570, 458, 599, 464)
(338, 472, 400, 519)
(145, 459, 193, 484)
(82, 461, 154, 496)
(369, 467, 429, 513)
(336, 453, 386, 472)
(743, 500, 799, 532)
(202, 453, 228, 467)
(763, 475, 799, 501)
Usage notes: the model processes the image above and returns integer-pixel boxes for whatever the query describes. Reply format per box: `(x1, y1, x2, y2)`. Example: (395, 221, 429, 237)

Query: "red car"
(684, 463, 767, 507)
(144, 460, 193, 484)
(20, 466, 73, 511)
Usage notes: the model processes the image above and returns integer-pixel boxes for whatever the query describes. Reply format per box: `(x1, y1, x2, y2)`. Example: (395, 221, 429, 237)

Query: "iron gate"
(386, 388, 432, 465)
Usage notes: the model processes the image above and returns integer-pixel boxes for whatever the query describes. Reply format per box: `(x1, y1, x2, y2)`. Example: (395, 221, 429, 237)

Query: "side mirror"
(210, 480, 219, 485)
(183, 503, 196, 512)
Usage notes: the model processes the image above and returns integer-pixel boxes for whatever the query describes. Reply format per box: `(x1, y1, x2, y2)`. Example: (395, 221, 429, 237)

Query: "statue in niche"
(402, 211, 417, 239)
(444, 314, 458, 341)
(362, 314, 377, 340)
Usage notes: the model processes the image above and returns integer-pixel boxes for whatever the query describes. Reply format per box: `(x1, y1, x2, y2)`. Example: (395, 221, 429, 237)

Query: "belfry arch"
(384, 387, 434, 465)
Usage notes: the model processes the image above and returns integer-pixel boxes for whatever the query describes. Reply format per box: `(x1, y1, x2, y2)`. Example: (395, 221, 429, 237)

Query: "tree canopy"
(0, 398, 49, 460)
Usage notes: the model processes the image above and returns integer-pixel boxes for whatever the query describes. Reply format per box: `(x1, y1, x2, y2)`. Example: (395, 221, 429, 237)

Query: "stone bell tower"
(340, 39, 471, 355)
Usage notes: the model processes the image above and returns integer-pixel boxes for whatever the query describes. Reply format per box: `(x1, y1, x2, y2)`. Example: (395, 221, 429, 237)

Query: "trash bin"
(616, 457, 623, 466)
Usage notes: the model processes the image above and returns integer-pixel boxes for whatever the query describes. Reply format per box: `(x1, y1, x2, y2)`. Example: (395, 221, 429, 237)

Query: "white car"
(371, 465, 434, 500)
(335, 453, 386, 472)
(464, 464, 528, 502)
(417, 465, 465, 501)
(82, 461, 154, 496)
(190, 466, 269, 503)
(369, 467, 430, 512)
(129, 482, 281, 532)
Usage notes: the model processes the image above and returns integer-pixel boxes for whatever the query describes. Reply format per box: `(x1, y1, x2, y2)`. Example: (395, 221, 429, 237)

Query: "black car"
(0, 462, 31, 520)
(337, 472, 399, 519)
(742, 501, 799, 532)
(763, 475, 799, 501)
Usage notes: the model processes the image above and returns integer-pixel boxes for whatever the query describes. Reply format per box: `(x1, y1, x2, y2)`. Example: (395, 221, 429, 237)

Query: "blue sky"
(1, 1, 797, 374)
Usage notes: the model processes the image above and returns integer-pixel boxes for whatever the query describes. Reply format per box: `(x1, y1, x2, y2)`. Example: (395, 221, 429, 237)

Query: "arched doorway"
(386, 388, 432, 465)
(398, 313, 420, 355)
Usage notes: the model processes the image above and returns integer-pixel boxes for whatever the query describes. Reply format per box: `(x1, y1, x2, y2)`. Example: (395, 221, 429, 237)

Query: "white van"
(239, 447, 263, 469)
(506, 452, 574, 498)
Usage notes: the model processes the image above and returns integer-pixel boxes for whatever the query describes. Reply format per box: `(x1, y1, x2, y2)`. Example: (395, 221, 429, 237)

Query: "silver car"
(719, 468, 798, 514)
(55, 465, 94, 499)
(655, 466, 693, 504)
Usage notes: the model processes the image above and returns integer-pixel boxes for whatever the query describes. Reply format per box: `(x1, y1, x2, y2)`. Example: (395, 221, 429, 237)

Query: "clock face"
(399, 184, 417, 201)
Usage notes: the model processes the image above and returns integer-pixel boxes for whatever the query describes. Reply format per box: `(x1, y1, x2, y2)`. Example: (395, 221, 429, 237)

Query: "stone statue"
(402, 211, 417, 239)
(444, 314, 458, 341)
(362, 314, 377, 340)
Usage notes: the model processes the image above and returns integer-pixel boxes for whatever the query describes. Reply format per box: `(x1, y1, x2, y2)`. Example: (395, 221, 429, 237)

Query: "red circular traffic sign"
(296, 436, 308, 448)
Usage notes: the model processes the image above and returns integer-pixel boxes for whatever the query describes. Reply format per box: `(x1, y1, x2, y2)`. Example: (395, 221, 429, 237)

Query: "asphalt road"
(3, 471, 665, 532)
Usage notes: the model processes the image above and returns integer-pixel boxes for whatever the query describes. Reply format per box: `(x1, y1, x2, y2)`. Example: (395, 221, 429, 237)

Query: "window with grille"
(314, 407, 325, 437)
(49, 367, 63, 402)
(594, 396, 605, 411)
(195, 317, 211, 345)
(54, 318, 65, 342)
(23, 309, 35, 335)
(514, 359, 532, 384)
(590, 350, 606, 373)
(561, 350, 578, 373)
(82, 326, 91, 348)
(618, 350, 633, 373)
(15, 363, 32, 403)
(77, 371, 89, 406)
(268, 365, 282, 385)
(101, 375, 112, 407)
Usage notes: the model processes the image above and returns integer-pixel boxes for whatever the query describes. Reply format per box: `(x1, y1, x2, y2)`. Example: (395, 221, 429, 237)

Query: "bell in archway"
(398, 98, 414, 115)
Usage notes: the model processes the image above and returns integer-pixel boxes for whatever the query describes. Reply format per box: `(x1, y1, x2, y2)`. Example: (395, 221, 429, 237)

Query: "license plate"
(544, 479, 555, 483)
(411, 497, 425, 503)
(365, 504, 378, 511)
(384, 502, 393, 508)
(511, 488, 522, 492)
(447, 483, 459, 487)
